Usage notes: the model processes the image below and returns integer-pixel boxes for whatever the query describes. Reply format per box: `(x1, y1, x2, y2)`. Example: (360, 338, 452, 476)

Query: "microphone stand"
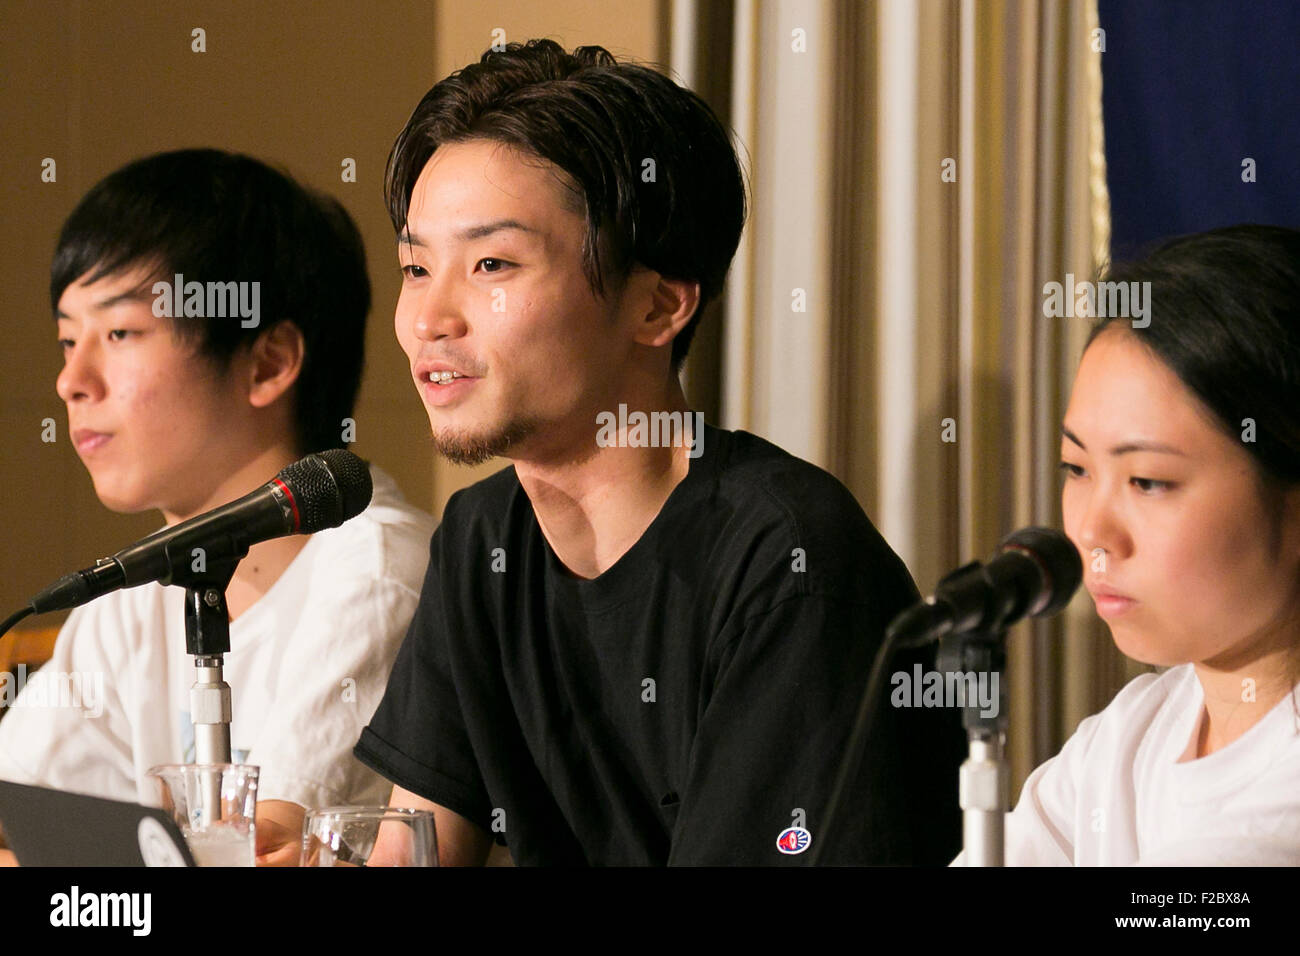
(937, 627, 1009, 866)
(167, 542, 242, 827)
(813, 528, 1078, 866)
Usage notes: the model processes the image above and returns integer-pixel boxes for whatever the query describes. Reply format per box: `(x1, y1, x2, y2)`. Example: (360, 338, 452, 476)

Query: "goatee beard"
(431, 418, 539, 466)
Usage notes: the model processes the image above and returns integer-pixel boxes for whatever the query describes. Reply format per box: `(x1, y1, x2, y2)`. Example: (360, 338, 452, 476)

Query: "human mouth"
(72, 429, 112, 454)
(428, 370, 465, 384)
(1088, 584, 1137, 618)
(414, 362, 480, 406)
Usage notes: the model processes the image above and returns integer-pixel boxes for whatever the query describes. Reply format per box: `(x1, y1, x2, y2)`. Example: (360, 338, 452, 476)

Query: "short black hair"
(1089, 224, 1300, 485)
(385, 39, 746, 372)
(51, 149, 370, 454)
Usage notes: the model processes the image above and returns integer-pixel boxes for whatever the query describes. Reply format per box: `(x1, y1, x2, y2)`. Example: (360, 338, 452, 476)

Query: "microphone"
(28, 449, 373, 614)
(810, 527, 1081, 864)
(890, 526, 1083, 646)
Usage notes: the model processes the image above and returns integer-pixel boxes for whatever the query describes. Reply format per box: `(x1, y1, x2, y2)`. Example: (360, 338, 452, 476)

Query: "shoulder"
(701, 427, 916, 604)
(45, 583, 174, 666)
(1095, 665, 1192, 728)
(711, 428, 886, 544)
(1018, 668, 1184, 794)
(1052, 665, 1190, 767)
(71, 581, 172, 633)
(1002, 667, 1189, 864)
(303, 464, 436, 593)
(710, 427, 856, 502)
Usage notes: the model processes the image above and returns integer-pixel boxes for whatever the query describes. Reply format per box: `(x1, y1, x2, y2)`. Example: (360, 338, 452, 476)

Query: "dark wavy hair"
(385, 39, 746, 372)
(51, 149, 370, 454)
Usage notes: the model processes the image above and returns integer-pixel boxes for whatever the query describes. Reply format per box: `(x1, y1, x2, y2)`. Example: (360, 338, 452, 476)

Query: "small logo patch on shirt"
(776, 826, 811, 855)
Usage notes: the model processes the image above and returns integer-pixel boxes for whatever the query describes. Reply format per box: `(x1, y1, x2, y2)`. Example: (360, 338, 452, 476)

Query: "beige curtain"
(682, 0, 1149, 790)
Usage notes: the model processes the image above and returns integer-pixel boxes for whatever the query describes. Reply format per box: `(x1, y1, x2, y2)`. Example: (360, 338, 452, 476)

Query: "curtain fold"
(702, 0, 1143, 791)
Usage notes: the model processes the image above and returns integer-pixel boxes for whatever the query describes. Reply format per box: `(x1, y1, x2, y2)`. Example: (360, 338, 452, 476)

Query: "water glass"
(301, 806, 436, 867)
(147, 763, 259, 867)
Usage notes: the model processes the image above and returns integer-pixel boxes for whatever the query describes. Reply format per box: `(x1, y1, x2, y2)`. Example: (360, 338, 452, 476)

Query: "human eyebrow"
(453, 219, 540, 243)
(54, 287, 154, 320)
(93, 288, 156, 310)
(399, 221, 541, 249)
(1108, 439, 1186, 457)
(1059, 425, 1185, 457)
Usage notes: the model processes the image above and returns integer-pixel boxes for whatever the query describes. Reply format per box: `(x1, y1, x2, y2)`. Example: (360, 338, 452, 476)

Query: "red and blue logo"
(776, 826, 812, 855)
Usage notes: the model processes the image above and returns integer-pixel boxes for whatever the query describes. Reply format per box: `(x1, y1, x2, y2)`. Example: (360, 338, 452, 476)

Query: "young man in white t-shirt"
(0, 150, 434, 865)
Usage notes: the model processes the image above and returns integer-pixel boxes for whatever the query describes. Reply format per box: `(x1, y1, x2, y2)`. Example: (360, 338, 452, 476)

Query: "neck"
(1190, 637, 1297, 758)
(514, 378, 695, 579)
(163, 441, 309, 622)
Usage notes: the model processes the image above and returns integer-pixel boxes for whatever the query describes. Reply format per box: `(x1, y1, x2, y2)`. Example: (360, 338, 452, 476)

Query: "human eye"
(1058, 460, 1086, 479)
(1130, 476, 1174, 494)
(475, 257, 513, 275)
(400, 264, 428, 280)
(107, 329, 134, 342)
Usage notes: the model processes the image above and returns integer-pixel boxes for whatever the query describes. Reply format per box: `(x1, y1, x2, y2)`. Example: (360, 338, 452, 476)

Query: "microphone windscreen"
(997, 526, 1082, 618)
(278, 450, 373, 533)
(318, 449, 374, 522)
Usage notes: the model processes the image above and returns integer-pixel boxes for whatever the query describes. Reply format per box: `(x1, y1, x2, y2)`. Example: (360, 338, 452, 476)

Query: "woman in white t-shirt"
(982, 225, 1300, 866)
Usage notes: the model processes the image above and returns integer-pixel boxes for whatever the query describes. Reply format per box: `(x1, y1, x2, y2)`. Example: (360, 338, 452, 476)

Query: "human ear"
(631, 273, 701, 350)
(246, 321, 305, 409)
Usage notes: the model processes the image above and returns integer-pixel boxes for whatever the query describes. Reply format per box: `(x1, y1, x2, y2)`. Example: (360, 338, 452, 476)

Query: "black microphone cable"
(809, 527, 1081, 864)
(808, 605, 921, 866)
(0, 606, 34, 642)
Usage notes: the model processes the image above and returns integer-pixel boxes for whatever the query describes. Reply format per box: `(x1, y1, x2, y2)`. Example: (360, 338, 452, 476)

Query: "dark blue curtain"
(1097, 0, 1300, 258)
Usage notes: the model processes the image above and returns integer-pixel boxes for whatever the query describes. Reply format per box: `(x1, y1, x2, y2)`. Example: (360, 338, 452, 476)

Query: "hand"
(254, 799, 307, 867)
(0, 849, 17, 867)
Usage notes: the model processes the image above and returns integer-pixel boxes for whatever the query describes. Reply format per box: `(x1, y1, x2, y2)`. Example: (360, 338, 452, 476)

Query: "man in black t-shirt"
(356, 39, 963, 865)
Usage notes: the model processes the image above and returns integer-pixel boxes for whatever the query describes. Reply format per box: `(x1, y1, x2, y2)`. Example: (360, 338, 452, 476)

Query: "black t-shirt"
(356, 423, 963, 865)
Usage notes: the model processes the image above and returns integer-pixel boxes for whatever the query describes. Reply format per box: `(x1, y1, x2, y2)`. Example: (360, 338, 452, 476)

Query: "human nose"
(408, 267, 470, 343)
(1065, 479, 1131, 568)
(55, 338, 105, 404)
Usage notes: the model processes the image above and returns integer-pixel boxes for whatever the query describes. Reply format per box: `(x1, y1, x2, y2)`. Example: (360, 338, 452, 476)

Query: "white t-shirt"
(952, 664, 1300, 865)
(0, 465, 434, 811)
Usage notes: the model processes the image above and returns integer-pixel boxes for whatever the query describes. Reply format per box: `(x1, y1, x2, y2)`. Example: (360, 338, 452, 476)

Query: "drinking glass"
(147, 763, 259, 867)
(300, 806, 436, 867)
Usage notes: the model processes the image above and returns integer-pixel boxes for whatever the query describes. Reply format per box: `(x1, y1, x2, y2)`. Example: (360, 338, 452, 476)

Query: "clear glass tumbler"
(301, 806, 436, 867)
(147, 763, 259, 867)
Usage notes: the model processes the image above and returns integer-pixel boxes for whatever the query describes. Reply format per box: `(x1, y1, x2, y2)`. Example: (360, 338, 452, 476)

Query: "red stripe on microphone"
(274, 478, 301, 532)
